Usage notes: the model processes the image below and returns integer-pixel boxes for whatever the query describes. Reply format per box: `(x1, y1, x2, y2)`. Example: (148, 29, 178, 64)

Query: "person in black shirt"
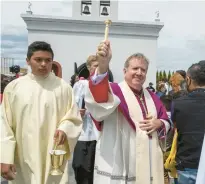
(172, 61, 205, 184)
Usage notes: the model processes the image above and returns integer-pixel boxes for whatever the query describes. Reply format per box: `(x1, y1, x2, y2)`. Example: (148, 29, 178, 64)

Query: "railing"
(1, 57, 14, 75)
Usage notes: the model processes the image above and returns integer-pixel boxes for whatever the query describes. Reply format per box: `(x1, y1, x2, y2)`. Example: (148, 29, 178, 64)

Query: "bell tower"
(81, 0, 92, 17)
(72, 0, 118, 20)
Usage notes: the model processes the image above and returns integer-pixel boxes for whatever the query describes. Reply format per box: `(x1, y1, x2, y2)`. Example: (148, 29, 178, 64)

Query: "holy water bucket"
(49, 149, 66, 175)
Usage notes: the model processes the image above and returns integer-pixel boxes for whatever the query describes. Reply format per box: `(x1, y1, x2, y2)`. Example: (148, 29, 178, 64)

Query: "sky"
(1, 0, 205, 71)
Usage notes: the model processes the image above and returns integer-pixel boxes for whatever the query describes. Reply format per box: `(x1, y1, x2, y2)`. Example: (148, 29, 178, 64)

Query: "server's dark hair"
(27, 41, 54, 60)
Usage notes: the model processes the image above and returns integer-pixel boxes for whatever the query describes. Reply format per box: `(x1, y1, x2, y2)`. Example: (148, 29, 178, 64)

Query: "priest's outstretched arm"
(84, 68, 120, 122)
(84, 41, 120, 122)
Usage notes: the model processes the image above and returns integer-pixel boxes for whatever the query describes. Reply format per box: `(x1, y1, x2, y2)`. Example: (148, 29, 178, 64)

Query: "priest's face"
(27, 51, 53, 77)
(124, 58, 148, 90)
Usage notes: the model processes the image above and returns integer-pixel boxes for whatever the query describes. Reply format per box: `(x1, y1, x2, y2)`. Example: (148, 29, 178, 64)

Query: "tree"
(159, 71, 163, 81)
(156, 70, 159, 82)
(163, 70, 167, 81)
(168, 70, 172, 81)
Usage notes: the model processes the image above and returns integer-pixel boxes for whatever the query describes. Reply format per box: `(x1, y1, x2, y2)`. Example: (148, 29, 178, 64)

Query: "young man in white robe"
(84, 41, 171, 184)
(0, 41, 82, 184)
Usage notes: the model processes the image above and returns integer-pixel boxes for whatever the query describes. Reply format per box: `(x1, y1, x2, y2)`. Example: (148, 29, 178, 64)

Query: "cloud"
(1, 34, 27, 43)
(1, 0, 205, 71)
(186, 37, 205, 51)
(1, 1, 72, 27)
(0, 1, 72, 67)
(2, 25, 27, 36)
(1, 26, 27, 66)
(157, 41, 205, 71)
(1, 40, 16, 48)
(51, 7, 64, 13)
(61, 0, 73, 5)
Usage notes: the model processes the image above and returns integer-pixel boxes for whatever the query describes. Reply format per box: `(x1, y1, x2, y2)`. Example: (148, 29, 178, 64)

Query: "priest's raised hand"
(96, 40, 112, 74)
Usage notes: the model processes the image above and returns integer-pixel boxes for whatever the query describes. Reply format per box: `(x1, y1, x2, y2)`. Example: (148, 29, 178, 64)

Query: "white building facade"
(21, 0, 163, 86)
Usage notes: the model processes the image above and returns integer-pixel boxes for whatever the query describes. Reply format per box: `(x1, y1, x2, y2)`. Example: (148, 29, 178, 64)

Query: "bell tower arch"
(72, 0, 118, 21)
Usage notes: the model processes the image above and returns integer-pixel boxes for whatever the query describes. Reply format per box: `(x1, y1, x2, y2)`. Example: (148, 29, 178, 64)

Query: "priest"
(84, 40, 170, 184)
(0, 41, 82, 184)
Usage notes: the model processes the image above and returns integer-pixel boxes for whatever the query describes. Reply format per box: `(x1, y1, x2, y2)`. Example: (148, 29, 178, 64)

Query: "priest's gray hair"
(124, 53, 149, 68)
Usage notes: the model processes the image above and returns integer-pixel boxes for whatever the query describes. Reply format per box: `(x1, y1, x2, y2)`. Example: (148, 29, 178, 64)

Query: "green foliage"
(156, 70, 159, 82)
(156, 70, 173, 82)
(168, 70, 172, 81)
(163, 70, 167, 81)
(159, 71, 163, 81)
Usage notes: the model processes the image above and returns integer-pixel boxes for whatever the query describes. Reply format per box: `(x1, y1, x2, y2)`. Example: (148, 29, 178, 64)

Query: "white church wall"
(22, 0, 162, 87)
(28, 30, 157, 86)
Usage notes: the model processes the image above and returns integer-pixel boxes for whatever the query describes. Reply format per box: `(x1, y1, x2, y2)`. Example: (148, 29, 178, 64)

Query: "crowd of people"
(0, 40, 204, 184)
(146, 65, 205, 184)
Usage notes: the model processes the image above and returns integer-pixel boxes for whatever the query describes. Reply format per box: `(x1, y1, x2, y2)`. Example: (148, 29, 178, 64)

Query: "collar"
(129, 86, 143, 96)
(28, 72, 52, 81)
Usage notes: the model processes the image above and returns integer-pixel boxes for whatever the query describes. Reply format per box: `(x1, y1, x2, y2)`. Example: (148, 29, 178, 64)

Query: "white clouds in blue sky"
(1, 0, 205, 70)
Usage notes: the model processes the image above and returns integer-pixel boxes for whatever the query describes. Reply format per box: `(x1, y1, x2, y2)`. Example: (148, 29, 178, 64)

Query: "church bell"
(82, 5, 91, 15)
(101, 6, 109, 16)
